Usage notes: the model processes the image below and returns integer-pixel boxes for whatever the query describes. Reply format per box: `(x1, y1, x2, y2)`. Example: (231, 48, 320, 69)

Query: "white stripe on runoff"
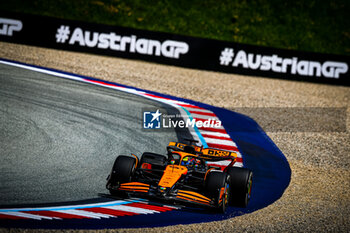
(105, 205, 159, 214)
(207, 160, 233, 166)
(0, 200, 133, 212)
(185, 107, 214, 113)
(197, 124, 225, 130)
(2, 211, 56, 220)
(200, 131, 231, 138)
(204, 138, 237, 147)
(55, 209, 114, 219)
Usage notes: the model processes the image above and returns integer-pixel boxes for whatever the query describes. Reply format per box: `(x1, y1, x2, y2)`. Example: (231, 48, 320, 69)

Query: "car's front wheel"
(205, 171, 230, 213)
(107, 155, 136, 195)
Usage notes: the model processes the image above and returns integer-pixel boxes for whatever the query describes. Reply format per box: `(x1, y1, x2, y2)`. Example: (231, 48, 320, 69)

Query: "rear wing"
(167, 142, 237, 161)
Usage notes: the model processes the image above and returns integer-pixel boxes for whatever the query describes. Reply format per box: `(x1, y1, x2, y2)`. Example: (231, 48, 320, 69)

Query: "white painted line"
(166, 100, 192, 105)
(197, 124, 225, 130)
(106, 205, 159, 214)
(0, 60, 84, 82)
(200, 131, 231, 138)
(133, 200, 181, 210)
(204, 138, 237, 147)
(0, 200, 134, 212)
(55, 209, 113, 219)
(3, 211, 55, 220)
(207, 160, 232, 166)
(185, 107, 214, 113)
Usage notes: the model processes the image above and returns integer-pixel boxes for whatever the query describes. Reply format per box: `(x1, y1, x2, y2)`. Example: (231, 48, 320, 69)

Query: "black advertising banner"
(1, 12, 349, 86)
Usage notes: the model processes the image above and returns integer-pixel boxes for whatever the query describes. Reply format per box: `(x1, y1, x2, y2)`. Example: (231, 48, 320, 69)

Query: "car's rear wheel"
(205, 171, 230, 213)
(226, 167, 253, 207)
(108, 155, 136, 195)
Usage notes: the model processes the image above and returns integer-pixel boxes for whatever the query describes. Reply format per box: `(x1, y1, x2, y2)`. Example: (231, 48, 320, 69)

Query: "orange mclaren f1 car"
(106, 139, 253, 212)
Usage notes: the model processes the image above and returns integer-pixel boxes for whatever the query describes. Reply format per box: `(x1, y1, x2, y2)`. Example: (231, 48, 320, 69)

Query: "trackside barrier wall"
(0, 11, 349, 86)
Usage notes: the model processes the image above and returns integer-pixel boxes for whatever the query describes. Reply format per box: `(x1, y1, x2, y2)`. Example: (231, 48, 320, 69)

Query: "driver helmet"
(181, 156, 190, 166)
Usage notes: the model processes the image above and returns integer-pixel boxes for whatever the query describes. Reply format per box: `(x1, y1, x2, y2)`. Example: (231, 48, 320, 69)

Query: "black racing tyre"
(205, 171, 230, 213)
(109, 155, 136, 187)
(226, 167, 253, 208)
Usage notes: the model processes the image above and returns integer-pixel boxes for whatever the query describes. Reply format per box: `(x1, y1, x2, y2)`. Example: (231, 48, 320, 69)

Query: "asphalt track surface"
(0, 63, 183, 206)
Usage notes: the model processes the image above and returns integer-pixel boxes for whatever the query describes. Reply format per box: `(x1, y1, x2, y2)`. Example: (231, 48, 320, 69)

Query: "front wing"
(112, 182, 215, 208)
